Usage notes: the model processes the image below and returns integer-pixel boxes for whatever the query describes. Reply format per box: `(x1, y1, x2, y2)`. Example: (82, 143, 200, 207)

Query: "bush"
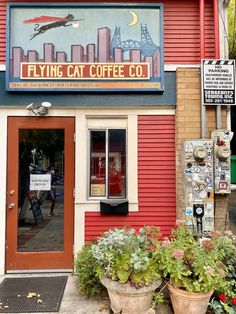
(74, 244, 104, 298)
(208, 230, 236, 314)
(156, 223, 235, 293)
(91, 226, 161, 287)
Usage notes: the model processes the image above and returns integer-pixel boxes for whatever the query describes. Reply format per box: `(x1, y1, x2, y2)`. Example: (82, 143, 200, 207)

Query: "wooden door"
(6, 117, 74, 271)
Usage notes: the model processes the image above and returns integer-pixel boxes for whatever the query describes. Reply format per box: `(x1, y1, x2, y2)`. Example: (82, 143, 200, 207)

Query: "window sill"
(75, 200, 139, 212)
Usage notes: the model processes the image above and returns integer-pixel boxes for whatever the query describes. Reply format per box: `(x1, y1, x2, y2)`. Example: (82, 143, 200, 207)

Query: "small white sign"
(30, 174, 51, 191)
(202, 59, 235, 105)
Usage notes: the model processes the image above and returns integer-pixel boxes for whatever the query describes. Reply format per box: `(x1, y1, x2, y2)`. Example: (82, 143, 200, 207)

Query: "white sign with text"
(202, 59, 235, 105)
(30, 174, 51, 191)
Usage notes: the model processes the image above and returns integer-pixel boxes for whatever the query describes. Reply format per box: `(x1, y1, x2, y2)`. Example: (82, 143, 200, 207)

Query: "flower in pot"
(209, 294, 236, 314)
(155, 223, 236, 314)
(91, 226, 162, 314)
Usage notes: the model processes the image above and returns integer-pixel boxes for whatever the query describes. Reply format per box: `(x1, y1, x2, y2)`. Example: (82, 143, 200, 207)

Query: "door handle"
(8, 203, 15, 209)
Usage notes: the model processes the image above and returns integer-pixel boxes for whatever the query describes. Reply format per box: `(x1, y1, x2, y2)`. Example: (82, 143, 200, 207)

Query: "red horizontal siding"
(0, 0, 6, 63)
(0, 0, 216, 64)
(163, 0, 200, 63)
(85, 115, 176, 241)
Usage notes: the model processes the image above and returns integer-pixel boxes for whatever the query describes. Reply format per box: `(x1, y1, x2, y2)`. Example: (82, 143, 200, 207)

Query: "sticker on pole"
(202, 59, 235, 105)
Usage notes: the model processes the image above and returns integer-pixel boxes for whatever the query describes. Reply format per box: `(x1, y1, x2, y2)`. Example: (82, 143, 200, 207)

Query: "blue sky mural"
(10, 6, 161, 60)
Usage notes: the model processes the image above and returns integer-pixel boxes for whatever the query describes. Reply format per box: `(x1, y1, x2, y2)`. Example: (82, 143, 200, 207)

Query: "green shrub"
(74, 244, 104, 298)
(91, 226, 161, 287)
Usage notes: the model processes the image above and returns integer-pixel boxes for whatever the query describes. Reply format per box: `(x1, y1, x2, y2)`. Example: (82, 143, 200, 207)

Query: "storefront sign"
(202, 59, 236, 105)
(30, 174, 51, 191)
(21, 63, 149, 80)
(6, 3, 164, 92)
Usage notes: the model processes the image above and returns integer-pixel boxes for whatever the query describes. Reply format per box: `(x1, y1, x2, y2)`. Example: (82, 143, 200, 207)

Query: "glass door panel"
(18, 129, 64, 252)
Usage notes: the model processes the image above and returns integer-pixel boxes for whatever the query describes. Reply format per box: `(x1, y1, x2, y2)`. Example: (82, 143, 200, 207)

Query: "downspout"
(200, 0, 205, 60)
(200, 0, 206, 138)
(214, 0, 222, 129)
(214, 0, 220, 58)
(223, 0, 231, 131)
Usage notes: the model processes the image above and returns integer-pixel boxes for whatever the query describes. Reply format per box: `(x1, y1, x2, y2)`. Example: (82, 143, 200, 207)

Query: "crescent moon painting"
(128, 11, 138, 26)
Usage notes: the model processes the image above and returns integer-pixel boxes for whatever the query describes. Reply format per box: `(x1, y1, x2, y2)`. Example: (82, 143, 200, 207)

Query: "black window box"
(100, 200, 129, 215)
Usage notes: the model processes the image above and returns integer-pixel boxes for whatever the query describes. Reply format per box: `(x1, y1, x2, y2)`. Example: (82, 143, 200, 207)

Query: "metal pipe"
(200, 0, 207, 138)
(226, 106, 231, 130)
(213, 0, 220, 58)
(216, 105, 222, 129)
(214, 0, 221, 131)
(201, 104, 207, 138)
(200, 0, 205, 60)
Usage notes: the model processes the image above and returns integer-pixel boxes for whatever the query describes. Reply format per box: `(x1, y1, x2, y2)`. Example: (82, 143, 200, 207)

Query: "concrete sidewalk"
(0, 274, 174, 314)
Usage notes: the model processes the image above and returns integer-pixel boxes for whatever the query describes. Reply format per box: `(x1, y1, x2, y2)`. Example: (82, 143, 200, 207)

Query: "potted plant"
(91, 226, 162, 314)
(155, 223, 236, 314)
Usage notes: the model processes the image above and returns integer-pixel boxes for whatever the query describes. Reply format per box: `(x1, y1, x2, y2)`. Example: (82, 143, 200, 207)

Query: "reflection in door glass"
(18, 129, 64, 252)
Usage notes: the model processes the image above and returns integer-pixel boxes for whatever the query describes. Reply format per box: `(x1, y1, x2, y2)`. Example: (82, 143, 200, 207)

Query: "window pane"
(108, 129, 126, 198)
(90, 131, 106, 197)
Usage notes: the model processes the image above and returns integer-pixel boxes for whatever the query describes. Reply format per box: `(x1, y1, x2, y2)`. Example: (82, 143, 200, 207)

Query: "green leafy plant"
(74, 244, 104, 298)
(208, 230, 236, 313)
(209, 296, 236, 314)
(155, 223, 236, 293)
(91, 226, 162, 287)
(151, 291, 165, 309)
(228, 0, 236, 59)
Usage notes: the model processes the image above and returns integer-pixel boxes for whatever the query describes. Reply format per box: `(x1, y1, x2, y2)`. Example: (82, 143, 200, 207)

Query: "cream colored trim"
(75, 201, 138, 212)
(76, 114, 138, 209)
(0, 64, 6, 71)
(127, 114, 138, 203)
(165, 64, 200, 71)
(0, 114, 7, 275)
(0, 107, 175, 114)
(74, 205, 86, 252)
(87, 117, 127, 128)
(69, 108, 175, 116)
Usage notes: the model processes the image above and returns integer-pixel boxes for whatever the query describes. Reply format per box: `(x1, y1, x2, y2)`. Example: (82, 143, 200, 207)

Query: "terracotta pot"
(101, 277, 161, 314)
(168, 284, 213, 314)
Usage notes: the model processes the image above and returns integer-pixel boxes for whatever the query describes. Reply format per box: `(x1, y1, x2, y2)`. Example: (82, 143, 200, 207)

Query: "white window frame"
(75, 113, 138, 212)
(88, 128, 127, 200)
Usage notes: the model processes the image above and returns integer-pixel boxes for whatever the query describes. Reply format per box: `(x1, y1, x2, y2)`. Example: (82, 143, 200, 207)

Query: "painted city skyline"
(10, 7, 161, 59)
(11, 26, 161, 79)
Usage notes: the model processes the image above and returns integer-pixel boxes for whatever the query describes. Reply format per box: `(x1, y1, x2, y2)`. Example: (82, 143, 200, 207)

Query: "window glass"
(89, 129, 126, 198)
(109, 129, 126, 198)
(90, 131, 106, 197)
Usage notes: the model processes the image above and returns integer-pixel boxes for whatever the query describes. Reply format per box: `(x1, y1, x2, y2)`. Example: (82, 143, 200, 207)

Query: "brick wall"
(176, 67, 228, 231)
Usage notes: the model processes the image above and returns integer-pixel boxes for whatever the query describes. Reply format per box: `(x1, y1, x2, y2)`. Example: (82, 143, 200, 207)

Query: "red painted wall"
(0, 0, 215, 64)
(85, 115, 176, 241)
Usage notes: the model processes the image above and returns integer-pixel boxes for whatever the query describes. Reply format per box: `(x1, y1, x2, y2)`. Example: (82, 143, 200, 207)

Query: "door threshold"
(6, 269, 73, 274)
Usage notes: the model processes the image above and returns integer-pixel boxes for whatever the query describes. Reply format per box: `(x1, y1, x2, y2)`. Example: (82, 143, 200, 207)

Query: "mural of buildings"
(10, 27, 161, 79)
(71, 45, 84, 63)
(98, 27, 110, 63)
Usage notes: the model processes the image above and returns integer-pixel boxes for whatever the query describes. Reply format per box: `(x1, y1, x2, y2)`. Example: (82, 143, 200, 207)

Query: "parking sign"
(202, 59, 235, 105)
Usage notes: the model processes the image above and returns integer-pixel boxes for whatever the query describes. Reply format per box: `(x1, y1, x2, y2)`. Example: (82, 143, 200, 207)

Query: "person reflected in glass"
(47, 165, 58, 217)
